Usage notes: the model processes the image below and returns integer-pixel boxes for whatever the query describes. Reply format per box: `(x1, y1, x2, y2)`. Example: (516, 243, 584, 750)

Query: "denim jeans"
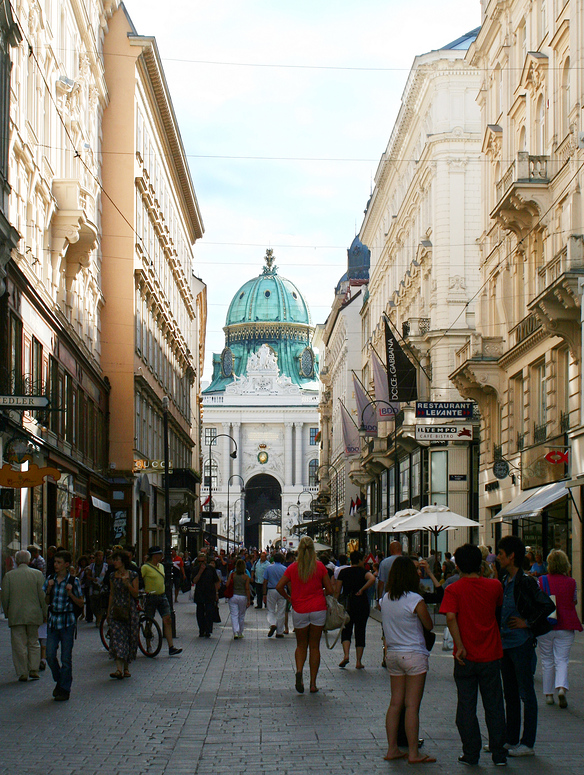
(46, 624, 76, 693)
(501, 639, 538, 749)
(454, 658, 506, 763)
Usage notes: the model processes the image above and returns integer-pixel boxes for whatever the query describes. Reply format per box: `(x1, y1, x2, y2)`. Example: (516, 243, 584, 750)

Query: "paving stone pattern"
(0, 597, 583, 774)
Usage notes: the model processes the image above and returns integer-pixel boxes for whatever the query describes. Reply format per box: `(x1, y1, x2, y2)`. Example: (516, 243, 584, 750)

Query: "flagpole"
(382, 312, 432, 383)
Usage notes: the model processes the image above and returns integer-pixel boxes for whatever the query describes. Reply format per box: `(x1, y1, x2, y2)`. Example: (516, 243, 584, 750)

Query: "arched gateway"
(244, 474, 282, 548)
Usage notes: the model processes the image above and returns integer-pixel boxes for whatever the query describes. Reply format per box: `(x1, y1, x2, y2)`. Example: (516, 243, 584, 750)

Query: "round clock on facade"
(299, 347, 315, 378)
(258, 451, 269, 464)
(221, 347, 233, 378)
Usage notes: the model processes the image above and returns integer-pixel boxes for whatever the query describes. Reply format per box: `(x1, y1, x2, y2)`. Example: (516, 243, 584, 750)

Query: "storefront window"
(32, 484, 43, 548)
(388, 466, 395, 516)
(430, 450, 448, 506)
(399, 456, 410, 507)
(411, 449, 421, 508)
(381, 469, 388, 518)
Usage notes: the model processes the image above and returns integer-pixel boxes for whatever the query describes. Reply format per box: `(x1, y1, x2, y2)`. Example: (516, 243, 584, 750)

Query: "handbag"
(224, 574, 235, 599)
(324, 595, 350, 631)
(213, 602, 222, 623)
(111, 604, 130, 622)
(423, 628, 436, 652)
(540, 575, 558, 624)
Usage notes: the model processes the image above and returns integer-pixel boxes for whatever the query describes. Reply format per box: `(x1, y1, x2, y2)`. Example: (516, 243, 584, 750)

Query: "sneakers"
(18, 675, 28, 682)
(508, 745, 534, 757)
(54, 689, 70, 701)
(168, 646, 182, 656)
(558, 688, 568, 708)
(458, 755, 479, 766)
(268, 625, 276, 637)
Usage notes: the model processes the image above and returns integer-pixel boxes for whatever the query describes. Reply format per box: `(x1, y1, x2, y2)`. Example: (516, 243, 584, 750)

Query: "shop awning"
(91, 496, 111, 513)
(491, 481, 568, 523)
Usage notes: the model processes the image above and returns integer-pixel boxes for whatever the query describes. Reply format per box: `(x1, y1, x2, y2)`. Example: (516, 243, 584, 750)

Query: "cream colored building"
(101, 5, 206, 559)
(1, 0, 119, 568)
(356, 30, 483, 556)
(451, 0, 583, 584)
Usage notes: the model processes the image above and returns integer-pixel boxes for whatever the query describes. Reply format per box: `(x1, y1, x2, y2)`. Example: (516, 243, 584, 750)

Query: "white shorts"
(292, 609, 327, 629)
(385, 650, 429, 676)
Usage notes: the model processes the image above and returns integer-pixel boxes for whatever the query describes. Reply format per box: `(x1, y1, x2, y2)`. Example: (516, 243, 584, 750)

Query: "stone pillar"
(222, 423, 231, 488)
(232, 422, 241, 480)
(294, 422, 304, 487)
(284, 422, 293, 487)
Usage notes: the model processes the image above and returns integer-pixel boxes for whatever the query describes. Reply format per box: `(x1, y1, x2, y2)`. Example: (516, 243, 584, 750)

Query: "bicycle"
(100, 592, 163, 657)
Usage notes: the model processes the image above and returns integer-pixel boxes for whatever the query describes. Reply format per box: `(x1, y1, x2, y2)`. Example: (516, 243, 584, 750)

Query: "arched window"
(495, 65, 502, 119)
(204, 459, 218, 491)
(561, 58, 571, 137)
(308, 459, 319, 487)
(536, 94, 546, 155)
(519, 125, 527, 153)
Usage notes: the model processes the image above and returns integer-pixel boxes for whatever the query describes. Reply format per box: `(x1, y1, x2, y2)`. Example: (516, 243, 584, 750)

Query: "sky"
(123, 0, 481, 381)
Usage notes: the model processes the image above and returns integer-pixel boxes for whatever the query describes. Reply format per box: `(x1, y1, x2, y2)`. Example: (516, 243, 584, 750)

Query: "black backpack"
(49, 574, 84, 620)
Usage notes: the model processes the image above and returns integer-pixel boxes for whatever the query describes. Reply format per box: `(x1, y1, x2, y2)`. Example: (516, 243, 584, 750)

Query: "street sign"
(493, 459, 510, 480)
(415, 425, 473, 441)
(415, 401, 475, 418)
(180, 525, 198, 534)
(0, 395, 49, 409)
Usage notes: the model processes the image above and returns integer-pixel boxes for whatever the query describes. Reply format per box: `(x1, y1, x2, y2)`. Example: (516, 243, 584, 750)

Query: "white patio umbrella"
(391, 504, 478, 554)
(313, 541, 332, 552)
(367, 508, 420, 533)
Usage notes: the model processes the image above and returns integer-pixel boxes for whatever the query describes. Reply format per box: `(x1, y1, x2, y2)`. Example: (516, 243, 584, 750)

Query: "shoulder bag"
(323, 595, 350, 650)
(540, 575, 558, 624)
(224, 573, 235, 599)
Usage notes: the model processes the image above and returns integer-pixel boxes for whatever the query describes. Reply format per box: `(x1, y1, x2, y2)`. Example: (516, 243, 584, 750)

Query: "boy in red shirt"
(440, 544, 506, 766)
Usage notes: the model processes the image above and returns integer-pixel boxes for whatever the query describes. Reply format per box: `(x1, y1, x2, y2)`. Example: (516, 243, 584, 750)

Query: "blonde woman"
(276, 536, 333, 693)
(537, 550, 582, 708)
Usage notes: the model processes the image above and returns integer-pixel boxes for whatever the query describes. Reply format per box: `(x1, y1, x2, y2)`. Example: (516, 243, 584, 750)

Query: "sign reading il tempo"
(0, 395, 49, 409)
(415, 425, 473, 441)
(416, 401, 475, 418)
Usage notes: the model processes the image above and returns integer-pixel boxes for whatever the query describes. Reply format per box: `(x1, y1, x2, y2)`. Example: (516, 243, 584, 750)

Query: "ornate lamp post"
(161, 396, 175, 636)
(316, 462, 342, 552)
(232, 496, 245, 550)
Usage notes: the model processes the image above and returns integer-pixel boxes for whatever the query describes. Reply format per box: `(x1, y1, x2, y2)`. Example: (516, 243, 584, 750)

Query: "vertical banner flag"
(352, 373, 378, 437)
(384, 320, 417, 402)
(371, 348, 400, 419)
(340, 401, 361, 456)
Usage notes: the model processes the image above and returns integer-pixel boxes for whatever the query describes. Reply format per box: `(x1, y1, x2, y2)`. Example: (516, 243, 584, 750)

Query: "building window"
(309, 427, 319, 446)
(532, 361, 547, 442)
(308, 459, 319, 487)
(205, 427, 217, 446)
(204, 458, 218, 491)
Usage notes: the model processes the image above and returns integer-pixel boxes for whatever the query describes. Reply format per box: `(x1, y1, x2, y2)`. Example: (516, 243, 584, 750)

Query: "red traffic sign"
(544, 450, 569, 465)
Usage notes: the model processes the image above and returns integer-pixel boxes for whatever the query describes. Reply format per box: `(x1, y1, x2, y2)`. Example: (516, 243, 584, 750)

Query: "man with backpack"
(42, 550, 84, 701)
(497, 535, 555, 757)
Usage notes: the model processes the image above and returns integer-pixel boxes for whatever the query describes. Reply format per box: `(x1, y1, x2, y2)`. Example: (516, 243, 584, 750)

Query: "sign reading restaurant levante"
(415, 425, 473, 441)
(0, 395, 49, 409)
(415, 401, 475, 418)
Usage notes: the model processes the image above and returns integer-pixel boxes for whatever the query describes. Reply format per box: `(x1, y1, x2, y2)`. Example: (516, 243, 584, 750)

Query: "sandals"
(123, 670, 131, 678)
(110, 671, 124, 680)
(295, 672, 304, 694)
(384, 752, 407, 761)
(338, 658, 349, 668)
(408, 755, 436, 764)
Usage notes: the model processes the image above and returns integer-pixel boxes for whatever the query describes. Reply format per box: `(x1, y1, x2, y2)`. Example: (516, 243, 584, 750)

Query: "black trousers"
(453, 658, 506, 764)
(341, 605, 369, 648)
(254, 582, 264, 607)
(196, 600, 215, 635)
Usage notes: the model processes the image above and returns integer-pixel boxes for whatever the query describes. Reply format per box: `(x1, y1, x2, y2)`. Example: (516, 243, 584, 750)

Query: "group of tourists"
(1, 533, 581, 768)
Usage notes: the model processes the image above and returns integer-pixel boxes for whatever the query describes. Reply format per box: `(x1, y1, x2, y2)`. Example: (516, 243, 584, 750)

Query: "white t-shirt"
(381, 591, 428, 655)
(333, 564, 350, 580)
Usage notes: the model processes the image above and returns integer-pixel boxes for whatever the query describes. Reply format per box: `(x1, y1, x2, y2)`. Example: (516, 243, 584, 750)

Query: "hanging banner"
(384, 320, 417, 402)
(371, 348, 400, 419)
(353, 373, 377, 437)
(340, 401, 361, 457)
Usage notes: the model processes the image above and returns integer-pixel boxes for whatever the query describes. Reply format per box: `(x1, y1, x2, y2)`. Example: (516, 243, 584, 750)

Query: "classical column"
(222, 423, 231, 488)
(284, 422, 293, 487)
(232, 422, 241, 480)
(294, 422, 304, 487)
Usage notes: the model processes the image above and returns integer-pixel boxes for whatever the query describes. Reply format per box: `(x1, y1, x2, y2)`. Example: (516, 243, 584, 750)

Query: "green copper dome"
(204, 250, 318, 393)
(226, 253, 311, 327)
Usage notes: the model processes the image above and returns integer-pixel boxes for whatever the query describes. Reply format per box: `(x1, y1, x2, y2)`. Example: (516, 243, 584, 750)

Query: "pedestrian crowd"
(0, 535, 581, 767)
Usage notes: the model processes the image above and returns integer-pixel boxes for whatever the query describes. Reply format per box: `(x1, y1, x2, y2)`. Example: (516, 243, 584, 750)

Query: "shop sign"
(493, 459, 510, 480)
(0, 395, 49, 408)
(134, 459, 173, 473)
(113, 510, 127, 540)
(415, 425, 473, 441)
(0, 462, 61, 488)
(521, 438, 569, 490)
(545, 450, 569, 465)
(415, 402, 475, 418)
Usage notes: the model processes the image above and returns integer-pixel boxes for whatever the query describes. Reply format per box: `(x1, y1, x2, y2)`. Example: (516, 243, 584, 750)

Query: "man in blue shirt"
(263, 553, 287, 637)
(252, 551, 270, 609)
(497, 536, 538, 757)
(43, 550, 83, 701)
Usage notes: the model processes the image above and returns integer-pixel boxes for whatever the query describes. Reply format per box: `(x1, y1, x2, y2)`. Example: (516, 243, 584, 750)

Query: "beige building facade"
(101, 6, 206, 559)
(451, 0, 583, 587)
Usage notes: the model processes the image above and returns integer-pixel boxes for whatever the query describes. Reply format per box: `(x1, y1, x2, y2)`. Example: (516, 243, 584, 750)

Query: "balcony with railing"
(450, 333, 505, 400)
(560, 411, 570, 434)
(516, 432, 526, 452)
(493, 444, 503, 461)
(402, 318, 430, 338)
(528, 237, 584, 352)
(533, 422, 547, 445)
(492, 153, 554, 237)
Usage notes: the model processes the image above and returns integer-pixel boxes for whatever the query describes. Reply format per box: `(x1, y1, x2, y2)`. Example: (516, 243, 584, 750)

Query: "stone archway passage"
(244, 474, 282, 549)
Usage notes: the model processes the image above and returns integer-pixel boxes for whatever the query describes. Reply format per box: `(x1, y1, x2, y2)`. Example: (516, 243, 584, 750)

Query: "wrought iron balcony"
(516, 432, 526, 452)
(493, 444, 503, 461)
(560, 411, 570, 433)
(533, 422, 547, 444)
(402, 318, 430, 338)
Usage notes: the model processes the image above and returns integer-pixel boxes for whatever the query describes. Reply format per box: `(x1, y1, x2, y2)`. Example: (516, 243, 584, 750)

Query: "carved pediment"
(482, 124, 503, 159)
(520, 52, 548, 95)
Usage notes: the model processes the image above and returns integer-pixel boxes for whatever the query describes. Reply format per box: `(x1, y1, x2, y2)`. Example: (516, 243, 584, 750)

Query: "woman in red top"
(276, 536, 333, 694)
(537, 549, 583, 708)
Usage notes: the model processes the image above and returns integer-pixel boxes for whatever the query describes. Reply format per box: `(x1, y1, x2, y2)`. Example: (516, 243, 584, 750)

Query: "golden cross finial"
(265, 248, 275, 271)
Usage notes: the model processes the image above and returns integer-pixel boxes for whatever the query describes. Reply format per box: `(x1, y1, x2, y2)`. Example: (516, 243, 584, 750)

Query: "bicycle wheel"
(138, 614, 162, 657)
(99, 617, 110, 651)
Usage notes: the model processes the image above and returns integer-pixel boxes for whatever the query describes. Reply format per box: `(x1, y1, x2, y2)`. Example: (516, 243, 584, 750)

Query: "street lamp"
(316, 462, 342, 552)
(161, 396, 175, 636)
(206, 434, 237, 553)
(232, 496, 245, 551)
(227, 474, 245, 551)
(284, 503, 300, 548)
(297, 488, 315, 533)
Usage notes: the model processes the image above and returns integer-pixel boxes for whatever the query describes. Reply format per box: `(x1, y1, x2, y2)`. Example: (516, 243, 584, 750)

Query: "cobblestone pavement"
(1, 596, 583, 775)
